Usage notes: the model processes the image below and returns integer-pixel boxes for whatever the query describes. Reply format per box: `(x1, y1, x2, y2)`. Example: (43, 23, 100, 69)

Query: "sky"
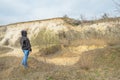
(0, 0, 119, 25)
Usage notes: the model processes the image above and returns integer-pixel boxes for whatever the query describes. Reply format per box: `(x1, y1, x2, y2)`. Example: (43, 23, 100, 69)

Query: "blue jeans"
(22, 50, 29, 68)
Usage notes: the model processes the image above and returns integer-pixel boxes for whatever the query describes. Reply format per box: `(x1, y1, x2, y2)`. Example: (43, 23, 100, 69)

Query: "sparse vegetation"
(0, 26, 7, 41)
(101, 13, 109, 19)
(0, 17, 120, 80)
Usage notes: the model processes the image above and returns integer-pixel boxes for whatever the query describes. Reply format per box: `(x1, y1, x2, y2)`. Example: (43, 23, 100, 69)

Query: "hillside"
(0, 17, 120, 80)
(0, 17, 120, 47)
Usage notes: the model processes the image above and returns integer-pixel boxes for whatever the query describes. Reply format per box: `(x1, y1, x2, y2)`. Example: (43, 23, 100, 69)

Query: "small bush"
(40, 45, 61, 56)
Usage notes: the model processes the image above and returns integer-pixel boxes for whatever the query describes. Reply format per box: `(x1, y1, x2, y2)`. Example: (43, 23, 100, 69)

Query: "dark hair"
(21, 30, 27, 37)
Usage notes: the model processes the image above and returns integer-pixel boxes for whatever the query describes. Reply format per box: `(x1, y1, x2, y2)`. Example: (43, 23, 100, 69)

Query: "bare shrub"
(63, 17, 81, 26)
(79, 54, 94, 70)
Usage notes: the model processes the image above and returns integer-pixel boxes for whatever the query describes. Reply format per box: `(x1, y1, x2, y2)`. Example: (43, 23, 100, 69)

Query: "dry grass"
(0, 39, 120, 80)
(79, 54, 94, 70)
(39, 45, 61, 56)
(45, 45, 120, 80)
(0, 46, 13, 54)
